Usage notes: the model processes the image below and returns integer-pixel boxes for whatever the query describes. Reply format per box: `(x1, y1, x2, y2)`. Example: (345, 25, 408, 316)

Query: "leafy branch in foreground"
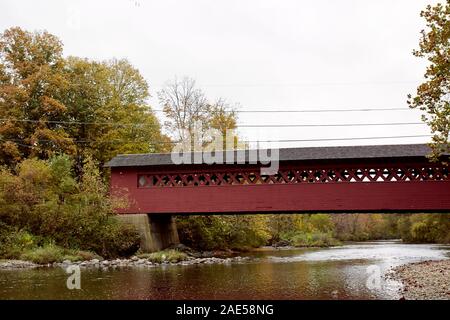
(408, 1, 450, 161)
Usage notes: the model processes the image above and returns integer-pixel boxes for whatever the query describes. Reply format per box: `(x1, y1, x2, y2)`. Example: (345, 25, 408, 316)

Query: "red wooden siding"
(110, 159, 450, 214)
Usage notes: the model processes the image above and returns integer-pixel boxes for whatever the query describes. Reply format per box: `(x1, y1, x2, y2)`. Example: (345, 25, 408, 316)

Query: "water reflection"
(0, 241, 448, 300)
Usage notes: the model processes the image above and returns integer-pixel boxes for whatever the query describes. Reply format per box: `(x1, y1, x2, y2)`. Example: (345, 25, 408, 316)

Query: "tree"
(158, 76, 243, 150)
(63, 57, 171, 169)
(208, 98, 247, 150)
(408, 1, 450, 160)
(0, 27, 74, 165)
(158, 77, 210, 144)
(0, 27, 170, 169)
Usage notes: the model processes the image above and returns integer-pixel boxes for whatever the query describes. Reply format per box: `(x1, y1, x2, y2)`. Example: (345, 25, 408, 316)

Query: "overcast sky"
(0, 0, 440, 149)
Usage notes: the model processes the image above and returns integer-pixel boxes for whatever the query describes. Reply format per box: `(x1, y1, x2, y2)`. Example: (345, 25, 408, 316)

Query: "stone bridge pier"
(117, 214, 179, 252)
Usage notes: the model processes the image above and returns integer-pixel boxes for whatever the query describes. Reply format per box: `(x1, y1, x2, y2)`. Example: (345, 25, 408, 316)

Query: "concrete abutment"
(117, 214, 179, 252)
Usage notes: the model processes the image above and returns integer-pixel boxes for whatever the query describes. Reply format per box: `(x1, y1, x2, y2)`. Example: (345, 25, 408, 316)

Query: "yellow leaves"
(0, 141, 21, 163)
(0, 27, 63, 75)
(409, 1, 450, 160)
(41, 96, 66, 113)
(18, 158, 52, 186)
(0, 27, 170, 168)
(29, 127, 76, 157)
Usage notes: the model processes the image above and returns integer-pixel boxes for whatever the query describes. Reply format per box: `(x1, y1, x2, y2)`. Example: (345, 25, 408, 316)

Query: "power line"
(151, 81, 420, 88)
(152, 107, 412, 113)
(238, 122, 424, 128)
(0, 118, 424, 128)
(0, 138, 36, 149)
(1, 134, 431, 146)
(248, 135, 431, 143)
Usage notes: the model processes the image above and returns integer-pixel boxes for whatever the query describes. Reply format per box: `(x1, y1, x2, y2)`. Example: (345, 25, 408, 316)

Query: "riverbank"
(388, 259, 450, 300)
(0, 244, 330, 270)
(0, 253, 250, 270)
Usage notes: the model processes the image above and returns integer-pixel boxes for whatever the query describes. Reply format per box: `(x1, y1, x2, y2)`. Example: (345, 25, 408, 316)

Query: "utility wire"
(0, 118, 424, 128)
(152, 107, 412, 113)
(152, 81, 420, 87)
(1, 135, 432, 146)
(248, 135, 432, 143)
(237, 123, 424, 128)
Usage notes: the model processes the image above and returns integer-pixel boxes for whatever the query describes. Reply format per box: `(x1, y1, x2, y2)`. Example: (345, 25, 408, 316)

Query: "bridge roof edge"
(104, 144, 443, 168)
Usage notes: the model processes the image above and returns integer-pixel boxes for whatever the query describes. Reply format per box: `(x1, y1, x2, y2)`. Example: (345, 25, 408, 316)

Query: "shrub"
(281, 231, 340, 247)
(93, 220, 140, 258)
(61, 254, 83, 262)
(0, 224, 40, 259)
(0, 155, 140, 259)
(138, 250, 188, 263)
(20, 244, 65, 264)
(76, 250, 102, 261)
(177, 215, 270, 251)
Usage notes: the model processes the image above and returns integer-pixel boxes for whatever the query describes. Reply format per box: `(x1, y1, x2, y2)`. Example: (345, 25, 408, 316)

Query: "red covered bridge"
(106, 143, 450, 214)
(105, 144, 450, 251)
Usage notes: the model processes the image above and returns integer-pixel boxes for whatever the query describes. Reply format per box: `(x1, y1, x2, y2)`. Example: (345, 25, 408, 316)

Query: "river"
(0, 241, 449, 300)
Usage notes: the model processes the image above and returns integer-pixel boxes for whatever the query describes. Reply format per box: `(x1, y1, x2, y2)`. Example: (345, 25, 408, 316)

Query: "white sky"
(0, 0, 440, 149)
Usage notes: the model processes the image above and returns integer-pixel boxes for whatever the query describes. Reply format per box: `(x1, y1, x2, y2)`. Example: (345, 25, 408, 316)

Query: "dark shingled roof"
(104, 144, 435, 168)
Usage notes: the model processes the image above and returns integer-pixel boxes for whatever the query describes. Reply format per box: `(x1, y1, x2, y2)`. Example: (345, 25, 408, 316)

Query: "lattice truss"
(137, 164, 449, 188)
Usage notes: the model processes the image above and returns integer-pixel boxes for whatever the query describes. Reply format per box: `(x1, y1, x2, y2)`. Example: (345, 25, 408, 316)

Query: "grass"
(75, 250, 102, 261)
(19, 244, 102, 264)
(20, 244, 64, 264)
(137, 250, 188, 263)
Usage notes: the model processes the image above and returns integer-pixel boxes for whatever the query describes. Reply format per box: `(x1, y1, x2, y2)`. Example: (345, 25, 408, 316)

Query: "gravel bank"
(389, 260, 450, 300)
(0, 260, 38, 269)
(0, 256, 251, 270)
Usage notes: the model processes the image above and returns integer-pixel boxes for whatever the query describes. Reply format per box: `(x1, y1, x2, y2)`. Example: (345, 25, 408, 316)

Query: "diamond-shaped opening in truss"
(138, 176, 147, 187)
(152, 176, 159, 186)
(420, 167, 427, 180)
(304, 170, 314, 183)
(396, 168, 405, 180)
(300, 171, 309, 181)
(286, 171, 296, 182)
(174, 175, 183, 186)
(426, 168, 434, 179)
(382, 168, 390, 180)
(274, 172, 285, 183)
(314, 170, 323, 181)
(260, 175, 270, 183)
(248, 173, 257, 183)
(442, 167, 449, 179)
(340, 169, 350, 181)
(222, 174, 232, 184)
(235, 174, 245, 184)
(327, 170, 336, 181)
(368, 169, 377, 180)
(198, 175, 208, 185)
(410, 168, 420, 180)
(186, 175, 195, 185)
(161, 176, 171, 186)
(210, 174, 219, 185)
(355, 169, 364, 180)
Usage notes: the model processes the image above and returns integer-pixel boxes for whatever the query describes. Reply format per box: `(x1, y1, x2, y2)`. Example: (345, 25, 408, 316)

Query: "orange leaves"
(41, 96, 67, 114)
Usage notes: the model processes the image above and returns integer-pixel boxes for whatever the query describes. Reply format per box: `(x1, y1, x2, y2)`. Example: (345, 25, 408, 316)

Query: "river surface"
(1, 241, 449, 300)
